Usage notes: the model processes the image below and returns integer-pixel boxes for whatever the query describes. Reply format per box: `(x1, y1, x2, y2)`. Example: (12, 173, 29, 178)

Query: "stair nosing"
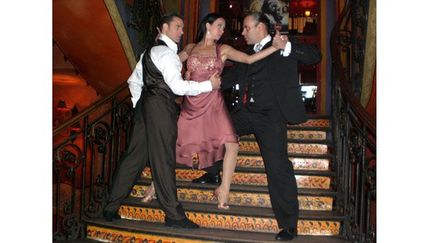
(304, 114, 331, 119)
(238, 151, 335, 159)
(173, 164, 334, 176)
(121, 198, 345, 221)
(239, 137, 333, 145)
(233, 167, 335, 176)
(239, 138, 333, 144)
(287, 126, 332, 131)
(135, 178, 338, 196)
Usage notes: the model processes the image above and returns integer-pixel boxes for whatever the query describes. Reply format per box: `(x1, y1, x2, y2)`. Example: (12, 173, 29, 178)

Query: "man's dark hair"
(158, 13, 182, 30)
(244, 12, 272, 34)
(195, 13, 224, 43)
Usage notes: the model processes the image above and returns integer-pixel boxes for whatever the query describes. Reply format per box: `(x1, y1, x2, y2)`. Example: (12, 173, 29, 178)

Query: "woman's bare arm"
(220, 44, 278, 64)
(178, 43, 196, 62)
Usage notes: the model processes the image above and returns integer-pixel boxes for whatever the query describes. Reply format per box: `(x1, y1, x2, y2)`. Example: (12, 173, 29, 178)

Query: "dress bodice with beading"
(176, 45, 238, 169)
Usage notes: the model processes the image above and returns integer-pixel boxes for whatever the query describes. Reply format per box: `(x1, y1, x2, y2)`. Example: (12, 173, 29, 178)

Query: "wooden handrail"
(53, 82, 129, 136)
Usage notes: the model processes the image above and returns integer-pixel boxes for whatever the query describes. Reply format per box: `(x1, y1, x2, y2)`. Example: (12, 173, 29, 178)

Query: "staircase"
(84, 116, 349, 242)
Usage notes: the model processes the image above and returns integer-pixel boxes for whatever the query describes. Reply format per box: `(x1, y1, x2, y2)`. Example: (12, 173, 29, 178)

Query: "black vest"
(141, 40, 174, 100)
(244, 44, 277, 112)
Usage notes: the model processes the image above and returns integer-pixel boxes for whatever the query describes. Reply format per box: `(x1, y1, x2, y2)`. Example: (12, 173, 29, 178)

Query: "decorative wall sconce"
(305, 10, 311, 17)
(71, 105, 78, 116)
(70, 105, 81, 135)
(54, 100, 81, 135)
(57, 100, 68, 111)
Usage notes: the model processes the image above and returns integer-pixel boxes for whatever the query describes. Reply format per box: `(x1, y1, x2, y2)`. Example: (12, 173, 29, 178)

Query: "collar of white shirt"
(158, 34, 178, 53)
(254, 35, 271, 51)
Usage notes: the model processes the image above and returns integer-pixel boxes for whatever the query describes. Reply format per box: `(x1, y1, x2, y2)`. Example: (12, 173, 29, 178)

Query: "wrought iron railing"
(53, 82, 133, 240)
(330, 0, 376, 242)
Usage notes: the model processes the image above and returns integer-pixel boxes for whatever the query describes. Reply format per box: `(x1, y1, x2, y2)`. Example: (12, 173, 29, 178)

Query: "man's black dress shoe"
(103, 210, 121, 222)
(165, 217, 199, 229)
(191, 172, 221, 184)
(275, 228, 297, 241)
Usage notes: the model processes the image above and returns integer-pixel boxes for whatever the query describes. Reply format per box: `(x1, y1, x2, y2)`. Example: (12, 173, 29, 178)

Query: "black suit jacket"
(222, 37, 321, 124)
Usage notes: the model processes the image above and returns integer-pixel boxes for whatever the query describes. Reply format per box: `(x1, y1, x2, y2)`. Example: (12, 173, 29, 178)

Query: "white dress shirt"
(127, 34, 213, 108)
(253, 34, 292, 56)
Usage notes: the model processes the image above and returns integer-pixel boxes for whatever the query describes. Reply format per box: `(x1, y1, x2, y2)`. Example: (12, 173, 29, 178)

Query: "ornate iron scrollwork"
(61, 208, 82, 239)
(53, 143, 85, 240)
(116, 102, 133, 131)
(336, 30, 352, 50)
(53, 202, 83, 240)
(84, 175, 109, 218)
(331, 1, 376, 242)
(348, 127, 362, 165)
(89, 121, 111, 153)
(55, 143, 83, 172)
(53, 82, 135, 240)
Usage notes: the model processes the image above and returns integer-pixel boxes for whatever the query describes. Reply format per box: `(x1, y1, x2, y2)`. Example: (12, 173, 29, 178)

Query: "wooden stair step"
(288, 119, 331, 129)
(87, 223, 215, 243)
(241, 130, 328, 141)
(136, 179, 338, 195)
(141, 168, 332, 189)
(295, 130, 328, 140)
(86, 219, 350, 243)
(131, 183, 334, 211)
(239, 141, 330, 155)
(236, 156, 330, 171)
(240, 151, 334, 160)
(117, 199, 344, 236)
(121, 199, 345, 222)
(232, 167, 335, 176)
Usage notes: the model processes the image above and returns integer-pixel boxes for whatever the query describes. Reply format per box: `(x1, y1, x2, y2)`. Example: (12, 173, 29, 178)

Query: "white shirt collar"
(159, 34, 178, 53)
(254, 35, 272, 50)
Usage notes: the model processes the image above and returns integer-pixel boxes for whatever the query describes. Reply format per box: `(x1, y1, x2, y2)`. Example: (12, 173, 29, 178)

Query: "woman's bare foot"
(213, 186, 229, 210)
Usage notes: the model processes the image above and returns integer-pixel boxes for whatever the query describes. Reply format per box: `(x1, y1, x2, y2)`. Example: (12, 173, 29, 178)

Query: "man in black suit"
(193, 12, 321, 240)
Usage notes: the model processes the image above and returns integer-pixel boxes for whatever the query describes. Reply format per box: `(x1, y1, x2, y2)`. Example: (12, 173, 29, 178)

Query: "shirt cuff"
(200, 80, 213, 92)
(281, 41, 292, 56)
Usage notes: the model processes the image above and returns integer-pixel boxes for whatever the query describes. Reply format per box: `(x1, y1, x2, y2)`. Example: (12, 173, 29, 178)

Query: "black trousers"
(104, 93, 186, 220)
(206, 108, 299, 229)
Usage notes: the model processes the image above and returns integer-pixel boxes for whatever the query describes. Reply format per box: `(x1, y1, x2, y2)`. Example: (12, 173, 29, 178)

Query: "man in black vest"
(193, 12, 321, 240)
(103, 14, 221, 229)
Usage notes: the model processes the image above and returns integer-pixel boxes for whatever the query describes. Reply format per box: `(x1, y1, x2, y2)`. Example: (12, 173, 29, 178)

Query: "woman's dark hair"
(195, 13, 224, 43)
(158, 13, 182, 30)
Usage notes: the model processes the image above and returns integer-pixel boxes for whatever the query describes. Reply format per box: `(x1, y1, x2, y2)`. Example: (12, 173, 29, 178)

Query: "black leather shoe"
(275, 228, 297, 241)
(191, 172, 221, 185)
(103, 210, 121, 222)
(165, 217, 199, 229)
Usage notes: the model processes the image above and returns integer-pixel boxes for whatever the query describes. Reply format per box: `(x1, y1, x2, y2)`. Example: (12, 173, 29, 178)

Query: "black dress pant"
(104, 92, 186, 220)
(230, 108, 299, 229)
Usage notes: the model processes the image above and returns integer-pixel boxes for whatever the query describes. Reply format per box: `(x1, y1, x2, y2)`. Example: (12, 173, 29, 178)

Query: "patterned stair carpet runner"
(118, 205, 340, 236)
(141, 168, 332, 189)
(131, 185, 334, 211)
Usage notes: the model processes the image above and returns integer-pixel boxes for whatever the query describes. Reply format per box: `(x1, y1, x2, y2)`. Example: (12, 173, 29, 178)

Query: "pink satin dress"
(176, 45, 238, 169)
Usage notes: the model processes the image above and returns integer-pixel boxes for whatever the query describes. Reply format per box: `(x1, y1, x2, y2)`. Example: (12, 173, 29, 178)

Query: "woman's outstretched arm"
(221, 30, 289, 64)
(220, 44, 277, 64)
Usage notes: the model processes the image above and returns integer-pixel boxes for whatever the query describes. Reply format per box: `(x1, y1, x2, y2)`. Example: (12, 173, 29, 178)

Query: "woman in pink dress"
(142, 13, 285, 209)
